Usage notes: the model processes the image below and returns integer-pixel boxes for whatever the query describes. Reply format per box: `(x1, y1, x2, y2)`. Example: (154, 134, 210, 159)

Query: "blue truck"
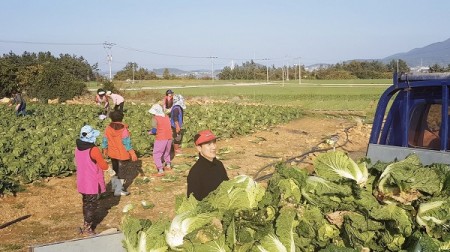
(367, 72, 450, 165)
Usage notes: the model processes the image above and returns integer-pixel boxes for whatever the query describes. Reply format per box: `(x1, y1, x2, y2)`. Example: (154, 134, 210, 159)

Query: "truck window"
(408, 104, 442, 150)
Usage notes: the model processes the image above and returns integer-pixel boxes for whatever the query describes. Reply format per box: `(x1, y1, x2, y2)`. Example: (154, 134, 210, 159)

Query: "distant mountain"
(381, 38, 450, 66)
(152, 68, 211, 77)
(152, 68, 188, 76)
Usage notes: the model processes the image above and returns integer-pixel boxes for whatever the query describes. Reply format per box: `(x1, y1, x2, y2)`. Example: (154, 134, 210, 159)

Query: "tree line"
(218, 59, 414, 80)
(114, 59, 415, 82)
(3, 51, 450, 101)
(0, 51, 103, 101)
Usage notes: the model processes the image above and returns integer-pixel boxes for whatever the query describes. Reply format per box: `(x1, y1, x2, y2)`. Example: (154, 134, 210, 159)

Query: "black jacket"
(187, 154, 229, 201)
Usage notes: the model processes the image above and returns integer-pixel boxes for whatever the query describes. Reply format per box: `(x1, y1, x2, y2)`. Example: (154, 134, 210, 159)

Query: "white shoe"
(114, 179, 130, 196)
(110, 176, 118, 192)
(114, 190, 130, 196)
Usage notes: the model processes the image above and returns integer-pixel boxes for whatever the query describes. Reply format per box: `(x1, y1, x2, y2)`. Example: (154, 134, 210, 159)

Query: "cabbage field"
(0, 103, 304, 195)
(121, 152, 450, 251)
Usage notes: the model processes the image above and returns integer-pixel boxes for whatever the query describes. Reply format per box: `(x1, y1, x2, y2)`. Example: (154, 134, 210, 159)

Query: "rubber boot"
(110, 176, 118, 192)
(114, 179, 130, 196)
(174, 144, 182, 156)
(80, 221, 95, 235)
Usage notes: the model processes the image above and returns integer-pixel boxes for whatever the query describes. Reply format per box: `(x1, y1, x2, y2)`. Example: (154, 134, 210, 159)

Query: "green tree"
(28, 62, 85, 102)
(163, 68, 170, 80)
(386, 59, 410, 73)
(429, 63, 445, 73)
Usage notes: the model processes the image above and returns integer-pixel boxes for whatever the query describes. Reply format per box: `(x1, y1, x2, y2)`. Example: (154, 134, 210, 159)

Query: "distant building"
(410, 66, 430, 73)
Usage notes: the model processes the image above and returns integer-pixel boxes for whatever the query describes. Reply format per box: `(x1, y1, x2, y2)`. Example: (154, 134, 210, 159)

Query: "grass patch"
(12, 202, 26, 209)
(1, 244, 24, 251)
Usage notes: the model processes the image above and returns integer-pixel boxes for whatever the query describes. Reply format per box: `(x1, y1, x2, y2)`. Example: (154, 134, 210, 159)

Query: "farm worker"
(148, 103, 173, 177)
(9, 90, 26, 116)
(75, 125, 108, 235)
(95, 88, 110, 118)
(102, 110, 138, 196)
(106, 91, 125, 112)
(163, 89, 174, 114)
(187, 130, 229, 201)
(170, 94, 186, 155)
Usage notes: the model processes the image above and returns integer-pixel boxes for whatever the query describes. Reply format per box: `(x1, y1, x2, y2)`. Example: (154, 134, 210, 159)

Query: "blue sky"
(1, 0, 450, 73)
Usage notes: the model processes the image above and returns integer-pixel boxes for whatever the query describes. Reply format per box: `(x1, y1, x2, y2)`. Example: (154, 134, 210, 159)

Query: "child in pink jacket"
(75, 125, 109, 235)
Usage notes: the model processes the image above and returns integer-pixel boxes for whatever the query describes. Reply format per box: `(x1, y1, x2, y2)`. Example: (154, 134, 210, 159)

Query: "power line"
(0, 39, 313, 66)
(115, 44, 210, 59)
(0, 39, 102, 46)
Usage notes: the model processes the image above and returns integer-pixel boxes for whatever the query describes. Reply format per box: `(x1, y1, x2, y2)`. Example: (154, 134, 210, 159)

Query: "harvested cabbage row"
(122, 151, 450, 251)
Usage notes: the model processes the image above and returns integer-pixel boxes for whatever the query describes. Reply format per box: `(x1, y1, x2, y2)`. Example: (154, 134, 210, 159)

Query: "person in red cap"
(187, 130, 229, 201)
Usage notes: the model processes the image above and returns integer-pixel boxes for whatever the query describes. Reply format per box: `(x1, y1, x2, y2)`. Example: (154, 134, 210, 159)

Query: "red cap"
(194, 130, 217, 146)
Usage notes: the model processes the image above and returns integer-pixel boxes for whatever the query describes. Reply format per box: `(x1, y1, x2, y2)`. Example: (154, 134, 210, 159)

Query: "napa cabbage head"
(314, 151, 368, 187)
(256, 234, 288, 252)
(277, 178, 301, 203)
(275, 206, 299, 252)
(376, 154, 443, 204)
(416, 199, 450, 239)
(205, 175, 265, 211)
(165, 210, 218, 250)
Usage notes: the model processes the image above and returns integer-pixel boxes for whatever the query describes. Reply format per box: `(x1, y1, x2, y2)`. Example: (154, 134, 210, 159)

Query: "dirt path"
(0, 116, 371, 252)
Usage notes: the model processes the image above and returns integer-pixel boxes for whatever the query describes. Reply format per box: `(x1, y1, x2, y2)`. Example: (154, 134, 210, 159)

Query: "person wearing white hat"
(95, 89, 110, 117)
(74, 125, 109, 235)
(148, 103, 173, 177)
(106, 91, 125, 112)
(170, 94, 186, 155)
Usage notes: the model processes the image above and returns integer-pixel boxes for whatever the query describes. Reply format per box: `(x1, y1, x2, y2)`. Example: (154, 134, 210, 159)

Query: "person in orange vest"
(101, 110, 138, 196)
(148, 103, 173, 177)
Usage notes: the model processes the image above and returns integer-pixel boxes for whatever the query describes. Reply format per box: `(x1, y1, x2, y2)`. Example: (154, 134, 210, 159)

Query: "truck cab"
(367, 72, 450, 165)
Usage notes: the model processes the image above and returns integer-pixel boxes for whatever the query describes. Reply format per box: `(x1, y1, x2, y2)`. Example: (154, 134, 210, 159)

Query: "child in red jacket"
(102, 110, 138, 196)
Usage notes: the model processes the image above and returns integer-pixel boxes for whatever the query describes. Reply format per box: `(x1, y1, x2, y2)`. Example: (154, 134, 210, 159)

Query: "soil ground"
(0, 115, 372, 252)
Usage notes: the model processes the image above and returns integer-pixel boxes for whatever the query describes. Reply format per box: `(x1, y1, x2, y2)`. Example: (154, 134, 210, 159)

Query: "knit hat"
(194, 130, 217, 146)
(80, 125, 100, 143)
(148, 104, 165, 116)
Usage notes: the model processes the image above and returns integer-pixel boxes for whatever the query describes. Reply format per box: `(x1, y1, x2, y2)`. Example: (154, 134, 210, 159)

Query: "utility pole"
(103, 41, 115, 81)
(286, 65, 289, 81)
(295, 57, 302, 84)
(132, 62, 135, 84)
(263, 58, 270, 83)
(298, 57, 301, 85)
(209, 56, 217, 83)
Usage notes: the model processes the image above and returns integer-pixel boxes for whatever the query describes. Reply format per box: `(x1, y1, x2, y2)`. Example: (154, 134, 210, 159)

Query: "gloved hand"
(148, 128, 157, 135)
(129, 149, 138, 161)
(107, 167, 116, 176)
(175, 123, 181, 134)
(102, 148, 108, 157)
